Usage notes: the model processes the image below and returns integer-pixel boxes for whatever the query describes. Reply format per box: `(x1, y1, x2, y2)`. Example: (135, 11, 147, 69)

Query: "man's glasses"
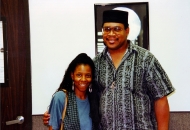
(102, 26, 123, 34)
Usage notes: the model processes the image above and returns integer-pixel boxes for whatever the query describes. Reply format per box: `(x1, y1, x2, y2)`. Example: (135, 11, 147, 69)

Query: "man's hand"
(43, 111, 50, 125)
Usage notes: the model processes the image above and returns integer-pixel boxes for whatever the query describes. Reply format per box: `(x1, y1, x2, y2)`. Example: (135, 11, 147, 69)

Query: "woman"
(48, 53, 101, 130)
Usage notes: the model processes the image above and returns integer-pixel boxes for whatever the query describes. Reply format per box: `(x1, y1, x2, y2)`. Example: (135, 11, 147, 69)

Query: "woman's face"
(71, 64, 92, 93)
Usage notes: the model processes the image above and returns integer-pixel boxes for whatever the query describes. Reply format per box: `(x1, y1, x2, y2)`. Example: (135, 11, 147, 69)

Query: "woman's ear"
(71, 72, 73, 80)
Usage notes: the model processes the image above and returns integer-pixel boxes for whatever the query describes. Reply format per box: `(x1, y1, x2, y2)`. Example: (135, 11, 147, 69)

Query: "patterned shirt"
(93, 41, 174, 130)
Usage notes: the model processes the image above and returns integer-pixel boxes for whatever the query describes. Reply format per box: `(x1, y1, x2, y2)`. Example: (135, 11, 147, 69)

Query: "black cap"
(102, 10, 128, 28)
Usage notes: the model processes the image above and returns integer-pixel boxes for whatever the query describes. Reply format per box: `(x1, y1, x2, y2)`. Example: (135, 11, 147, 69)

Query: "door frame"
(0, 0, 32, 129)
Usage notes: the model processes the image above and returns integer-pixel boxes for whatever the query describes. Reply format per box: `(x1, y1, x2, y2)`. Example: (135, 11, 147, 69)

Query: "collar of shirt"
(102, 40, 138, 59)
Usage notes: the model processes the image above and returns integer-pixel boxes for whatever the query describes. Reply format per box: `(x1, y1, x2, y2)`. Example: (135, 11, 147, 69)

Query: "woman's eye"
(76, 74, 81, 77)
(86, 75, 91, 78)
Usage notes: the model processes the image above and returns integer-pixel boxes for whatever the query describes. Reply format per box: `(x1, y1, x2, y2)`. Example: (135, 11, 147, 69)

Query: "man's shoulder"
(130, 43, 153, 57)
(130, 43, 148, 52)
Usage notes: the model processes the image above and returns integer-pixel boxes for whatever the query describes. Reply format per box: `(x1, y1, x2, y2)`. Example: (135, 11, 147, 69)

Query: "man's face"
(102, 22, 129, 50)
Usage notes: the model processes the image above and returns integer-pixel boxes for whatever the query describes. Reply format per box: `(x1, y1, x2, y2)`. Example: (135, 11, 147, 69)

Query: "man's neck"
(108, 41, 129, 54)
(108, 42, 129, 69)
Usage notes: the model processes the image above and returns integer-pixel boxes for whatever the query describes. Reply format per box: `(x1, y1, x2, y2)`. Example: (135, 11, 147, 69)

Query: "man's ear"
(125, 27, 129, 34)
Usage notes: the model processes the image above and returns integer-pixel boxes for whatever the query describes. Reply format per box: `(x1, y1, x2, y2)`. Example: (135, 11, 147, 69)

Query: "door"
(0, 0, 32, 130)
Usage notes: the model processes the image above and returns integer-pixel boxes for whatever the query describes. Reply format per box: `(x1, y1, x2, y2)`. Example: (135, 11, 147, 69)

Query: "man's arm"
(43, 111, 50, 125)
(154, 96, 170, 130)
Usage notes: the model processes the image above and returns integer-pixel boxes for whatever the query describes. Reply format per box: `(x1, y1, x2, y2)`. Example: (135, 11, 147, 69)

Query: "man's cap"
(102, 10, 128, 28)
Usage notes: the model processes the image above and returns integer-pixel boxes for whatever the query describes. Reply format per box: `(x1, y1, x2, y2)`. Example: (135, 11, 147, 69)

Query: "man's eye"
(114, 27, 122, 32)
(104, 28, 110, 32)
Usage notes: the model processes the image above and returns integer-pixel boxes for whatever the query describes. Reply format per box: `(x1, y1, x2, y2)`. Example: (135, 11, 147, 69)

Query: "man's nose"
(108, 29, 116, 35)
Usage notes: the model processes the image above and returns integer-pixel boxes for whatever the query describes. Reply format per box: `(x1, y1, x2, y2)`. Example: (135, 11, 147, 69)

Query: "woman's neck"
(75, 91, 87, 100)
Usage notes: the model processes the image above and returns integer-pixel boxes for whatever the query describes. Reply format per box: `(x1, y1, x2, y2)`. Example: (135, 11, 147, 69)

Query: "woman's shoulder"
(52, 90, 66, 101)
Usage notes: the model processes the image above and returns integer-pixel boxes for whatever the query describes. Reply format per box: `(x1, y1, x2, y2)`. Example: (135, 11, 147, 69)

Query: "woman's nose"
(81, 75, 86, 81)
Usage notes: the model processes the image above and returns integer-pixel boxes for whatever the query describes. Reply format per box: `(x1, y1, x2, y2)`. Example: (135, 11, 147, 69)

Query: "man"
(44, 10, 174, 130)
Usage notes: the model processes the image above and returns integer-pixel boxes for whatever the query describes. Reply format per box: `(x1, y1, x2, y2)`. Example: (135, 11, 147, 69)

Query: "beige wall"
(30, 0, 190, 114)
(32, 112, 190, 130)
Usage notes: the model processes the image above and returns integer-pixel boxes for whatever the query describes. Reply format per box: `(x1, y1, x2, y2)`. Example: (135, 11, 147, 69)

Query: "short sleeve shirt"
(93, 42, 175, 130)
(48, 91, 92, 130)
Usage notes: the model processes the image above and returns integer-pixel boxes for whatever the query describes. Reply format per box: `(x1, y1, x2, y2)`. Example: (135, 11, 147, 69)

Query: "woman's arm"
(48, 91, 65, 130)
